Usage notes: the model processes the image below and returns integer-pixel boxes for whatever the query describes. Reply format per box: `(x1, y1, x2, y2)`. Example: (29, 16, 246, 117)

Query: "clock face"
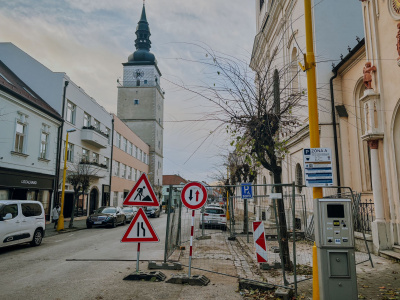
(135, 69, 144, 78)
(392, 0, 400, 15)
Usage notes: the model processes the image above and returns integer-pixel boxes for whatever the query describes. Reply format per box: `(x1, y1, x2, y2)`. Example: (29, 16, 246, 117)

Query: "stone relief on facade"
(363, 62, 377, 89)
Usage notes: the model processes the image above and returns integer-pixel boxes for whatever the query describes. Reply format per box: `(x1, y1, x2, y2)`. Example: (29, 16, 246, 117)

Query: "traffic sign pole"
(188, 209, 195, 277)
(136, 242, 140, 273)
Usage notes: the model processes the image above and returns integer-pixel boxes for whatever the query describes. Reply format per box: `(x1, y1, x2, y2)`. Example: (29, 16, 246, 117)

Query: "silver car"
(122, 207, 138, 222)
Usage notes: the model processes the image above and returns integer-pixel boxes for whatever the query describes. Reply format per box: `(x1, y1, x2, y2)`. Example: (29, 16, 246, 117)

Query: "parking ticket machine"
(314, 199, 358, 300)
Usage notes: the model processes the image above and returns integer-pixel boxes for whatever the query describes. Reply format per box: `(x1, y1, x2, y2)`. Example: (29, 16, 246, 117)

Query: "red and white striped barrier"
(252, 221, 268, 263)
(189, 209, 195, 276)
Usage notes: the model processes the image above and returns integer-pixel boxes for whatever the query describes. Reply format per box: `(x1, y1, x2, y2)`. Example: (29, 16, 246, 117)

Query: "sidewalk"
(45, 217, 87, 238)
(233, 236, 400, 299)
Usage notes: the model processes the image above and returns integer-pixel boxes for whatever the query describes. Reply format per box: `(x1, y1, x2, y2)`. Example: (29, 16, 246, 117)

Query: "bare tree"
(67, 162, 98, 228)
(168, 43, 305, 269)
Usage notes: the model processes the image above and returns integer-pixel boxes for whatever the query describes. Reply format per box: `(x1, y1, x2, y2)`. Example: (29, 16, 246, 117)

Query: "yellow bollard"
(313, 242, 320, 300)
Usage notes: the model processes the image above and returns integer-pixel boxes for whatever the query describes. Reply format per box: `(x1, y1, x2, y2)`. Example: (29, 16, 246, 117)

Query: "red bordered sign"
(180, 182, 208, 210)
(123, 173, 159, 207)
(121, 208, 159, 243)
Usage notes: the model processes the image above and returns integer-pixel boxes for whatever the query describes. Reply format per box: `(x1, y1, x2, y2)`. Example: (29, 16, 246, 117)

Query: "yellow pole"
(304, 1, 321, 298)
(313, 242, 320, 299)
(57, 132, 69, 231)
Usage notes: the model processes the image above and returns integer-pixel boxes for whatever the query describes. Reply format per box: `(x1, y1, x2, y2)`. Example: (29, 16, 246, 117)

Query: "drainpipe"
(329, 70, 341, 190)
(54, 80, 69, 207)
(109, 116, 114, 205)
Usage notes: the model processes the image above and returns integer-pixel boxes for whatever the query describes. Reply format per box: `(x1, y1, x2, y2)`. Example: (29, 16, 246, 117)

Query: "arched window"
(295, 163, 303, 193)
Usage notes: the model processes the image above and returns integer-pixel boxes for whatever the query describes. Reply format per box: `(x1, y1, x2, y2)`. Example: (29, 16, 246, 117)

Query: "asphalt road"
(0, 212, 241, 300)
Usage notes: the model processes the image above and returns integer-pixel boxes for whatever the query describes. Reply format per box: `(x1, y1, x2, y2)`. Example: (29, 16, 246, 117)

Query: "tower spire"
(135, 4, 151, 51)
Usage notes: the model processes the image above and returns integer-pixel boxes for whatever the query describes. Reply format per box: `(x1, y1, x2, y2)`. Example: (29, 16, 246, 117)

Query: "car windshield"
(98, 207, 116, 214)
(205, 208, 224, 214)
(122, 208, 132, 213)
(147, 207, 157, 211)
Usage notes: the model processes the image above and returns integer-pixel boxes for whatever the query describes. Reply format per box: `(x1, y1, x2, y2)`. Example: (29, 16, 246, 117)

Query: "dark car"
(86, 206, 126, 228)
(122, 207, 138, 222)
(145, 206, 160, 218)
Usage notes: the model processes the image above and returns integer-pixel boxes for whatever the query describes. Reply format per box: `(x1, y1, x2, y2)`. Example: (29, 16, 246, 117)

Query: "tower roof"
(127, 4, 156, 66)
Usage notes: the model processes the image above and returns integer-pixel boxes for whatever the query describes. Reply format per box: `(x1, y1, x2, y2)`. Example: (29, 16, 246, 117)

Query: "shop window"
(66, 101, 76, 124)
(0, 190, 9, 200)
(21, 203, 42, 217)
(0, 204, 18, 219)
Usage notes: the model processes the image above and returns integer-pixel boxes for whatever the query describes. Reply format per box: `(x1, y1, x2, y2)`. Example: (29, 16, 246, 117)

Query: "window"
(93, 119, 100, 130)
(144, 80, 148, 84)
(133, 145, 137, 158)
(128, 142, 133, 156)
(134, 99, 139, 105)
(113, 192, 118, 206)
(104, 157, 110, 169)
(92, 152, 99, 163)
(114, 161, 120, 176)
(140, 150, 143, 162)
(134, 169, 138, 181)
(21, 203, 42, 217)
(121, 164, 126, 178)
(295, 163, 303, 193)
(0, 204, 18, 219)
(116, 132, 121, 148)
(39, 124, 49, 159)
(67, 143, 74, 162)
(260, 0, 264, 10)
(82, 148, 90, 162)
(136, 80, 140, 86)
(128, 167, 132, 180)
(15, 120, 26, 153)
(106, 127, 111, 144)
(83, 112, 91, 127)
(122, 137, 127, 152)
(158, 140, 161, 149)
(66, 101, 76, 124)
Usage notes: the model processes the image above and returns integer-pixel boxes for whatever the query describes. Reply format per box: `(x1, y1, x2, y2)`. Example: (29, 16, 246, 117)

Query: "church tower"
(117, 4, 164, 196)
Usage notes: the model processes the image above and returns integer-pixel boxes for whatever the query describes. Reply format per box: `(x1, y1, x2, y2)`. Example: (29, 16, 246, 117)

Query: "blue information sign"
(241, 183, 253, 199)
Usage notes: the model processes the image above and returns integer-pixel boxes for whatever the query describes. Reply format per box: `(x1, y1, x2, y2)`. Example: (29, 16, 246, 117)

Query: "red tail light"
(204, 213, 209, 216)
(220, 214, 226, 217)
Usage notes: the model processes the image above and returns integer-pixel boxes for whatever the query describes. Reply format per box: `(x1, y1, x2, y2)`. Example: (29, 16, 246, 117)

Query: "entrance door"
(89, 189, 98, 215)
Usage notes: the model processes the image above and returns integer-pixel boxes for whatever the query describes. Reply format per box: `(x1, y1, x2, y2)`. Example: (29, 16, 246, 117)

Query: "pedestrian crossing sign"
(123, 173, 160, 207)
(121, 208, 159, 243)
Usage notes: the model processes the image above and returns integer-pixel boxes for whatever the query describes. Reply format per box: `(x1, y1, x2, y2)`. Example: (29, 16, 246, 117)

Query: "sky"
(0, 0, 256, 182)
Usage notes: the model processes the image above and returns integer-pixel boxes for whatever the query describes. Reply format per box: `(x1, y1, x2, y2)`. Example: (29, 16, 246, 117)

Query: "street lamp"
(57, 129, 76, 231)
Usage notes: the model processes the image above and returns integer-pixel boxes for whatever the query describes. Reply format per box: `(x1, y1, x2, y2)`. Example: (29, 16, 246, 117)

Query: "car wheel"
(122, 217, 127, 225)
(86, 223, 92, 229)
(30, 229, 43, 247)
(112, 219, 116, 228)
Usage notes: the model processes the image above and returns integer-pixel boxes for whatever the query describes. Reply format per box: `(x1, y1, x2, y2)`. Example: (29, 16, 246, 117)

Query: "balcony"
(81, 126, 109, 148)
(79, 161, 108, 178)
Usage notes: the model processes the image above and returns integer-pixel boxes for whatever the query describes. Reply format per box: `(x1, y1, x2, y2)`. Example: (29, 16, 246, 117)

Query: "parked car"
(86, 206, 126, 228)
(199, 206, 227, 230)
(145, 206, 160, 218)
(0, 200, 45, 248)
(122, 207, 138, 222)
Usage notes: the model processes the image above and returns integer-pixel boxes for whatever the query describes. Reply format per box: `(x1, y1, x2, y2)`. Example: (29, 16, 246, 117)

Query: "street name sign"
(180, 182, 208, 210)
(241, 183, 253, 199)
(303, 148, 334, 187)
(123, 173, 159, 207)
(121, 208, 159, 243)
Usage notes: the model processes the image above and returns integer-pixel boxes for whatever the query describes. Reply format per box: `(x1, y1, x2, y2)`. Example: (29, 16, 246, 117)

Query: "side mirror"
(3, 213, 13, 220)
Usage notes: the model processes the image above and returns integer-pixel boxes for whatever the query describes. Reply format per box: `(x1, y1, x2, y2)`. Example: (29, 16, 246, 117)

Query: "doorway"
(89, 188, 98, 215)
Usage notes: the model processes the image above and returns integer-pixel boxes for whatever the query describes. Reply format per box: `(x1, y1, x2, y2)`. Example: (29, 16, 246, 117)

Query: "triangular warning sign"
(121, 208, 159, 243)
(123, 173, 159, 207)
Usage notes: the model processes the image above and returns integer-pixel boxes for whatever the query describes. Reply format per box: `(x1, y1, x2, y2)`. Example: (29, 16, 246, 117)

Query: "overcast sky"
(0, 0, 256, 182)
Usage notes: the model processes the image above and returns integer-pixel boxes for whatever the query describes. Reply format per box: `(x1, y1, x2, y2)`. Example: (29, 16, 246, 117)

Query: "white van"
(0, 200, 46, 248)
